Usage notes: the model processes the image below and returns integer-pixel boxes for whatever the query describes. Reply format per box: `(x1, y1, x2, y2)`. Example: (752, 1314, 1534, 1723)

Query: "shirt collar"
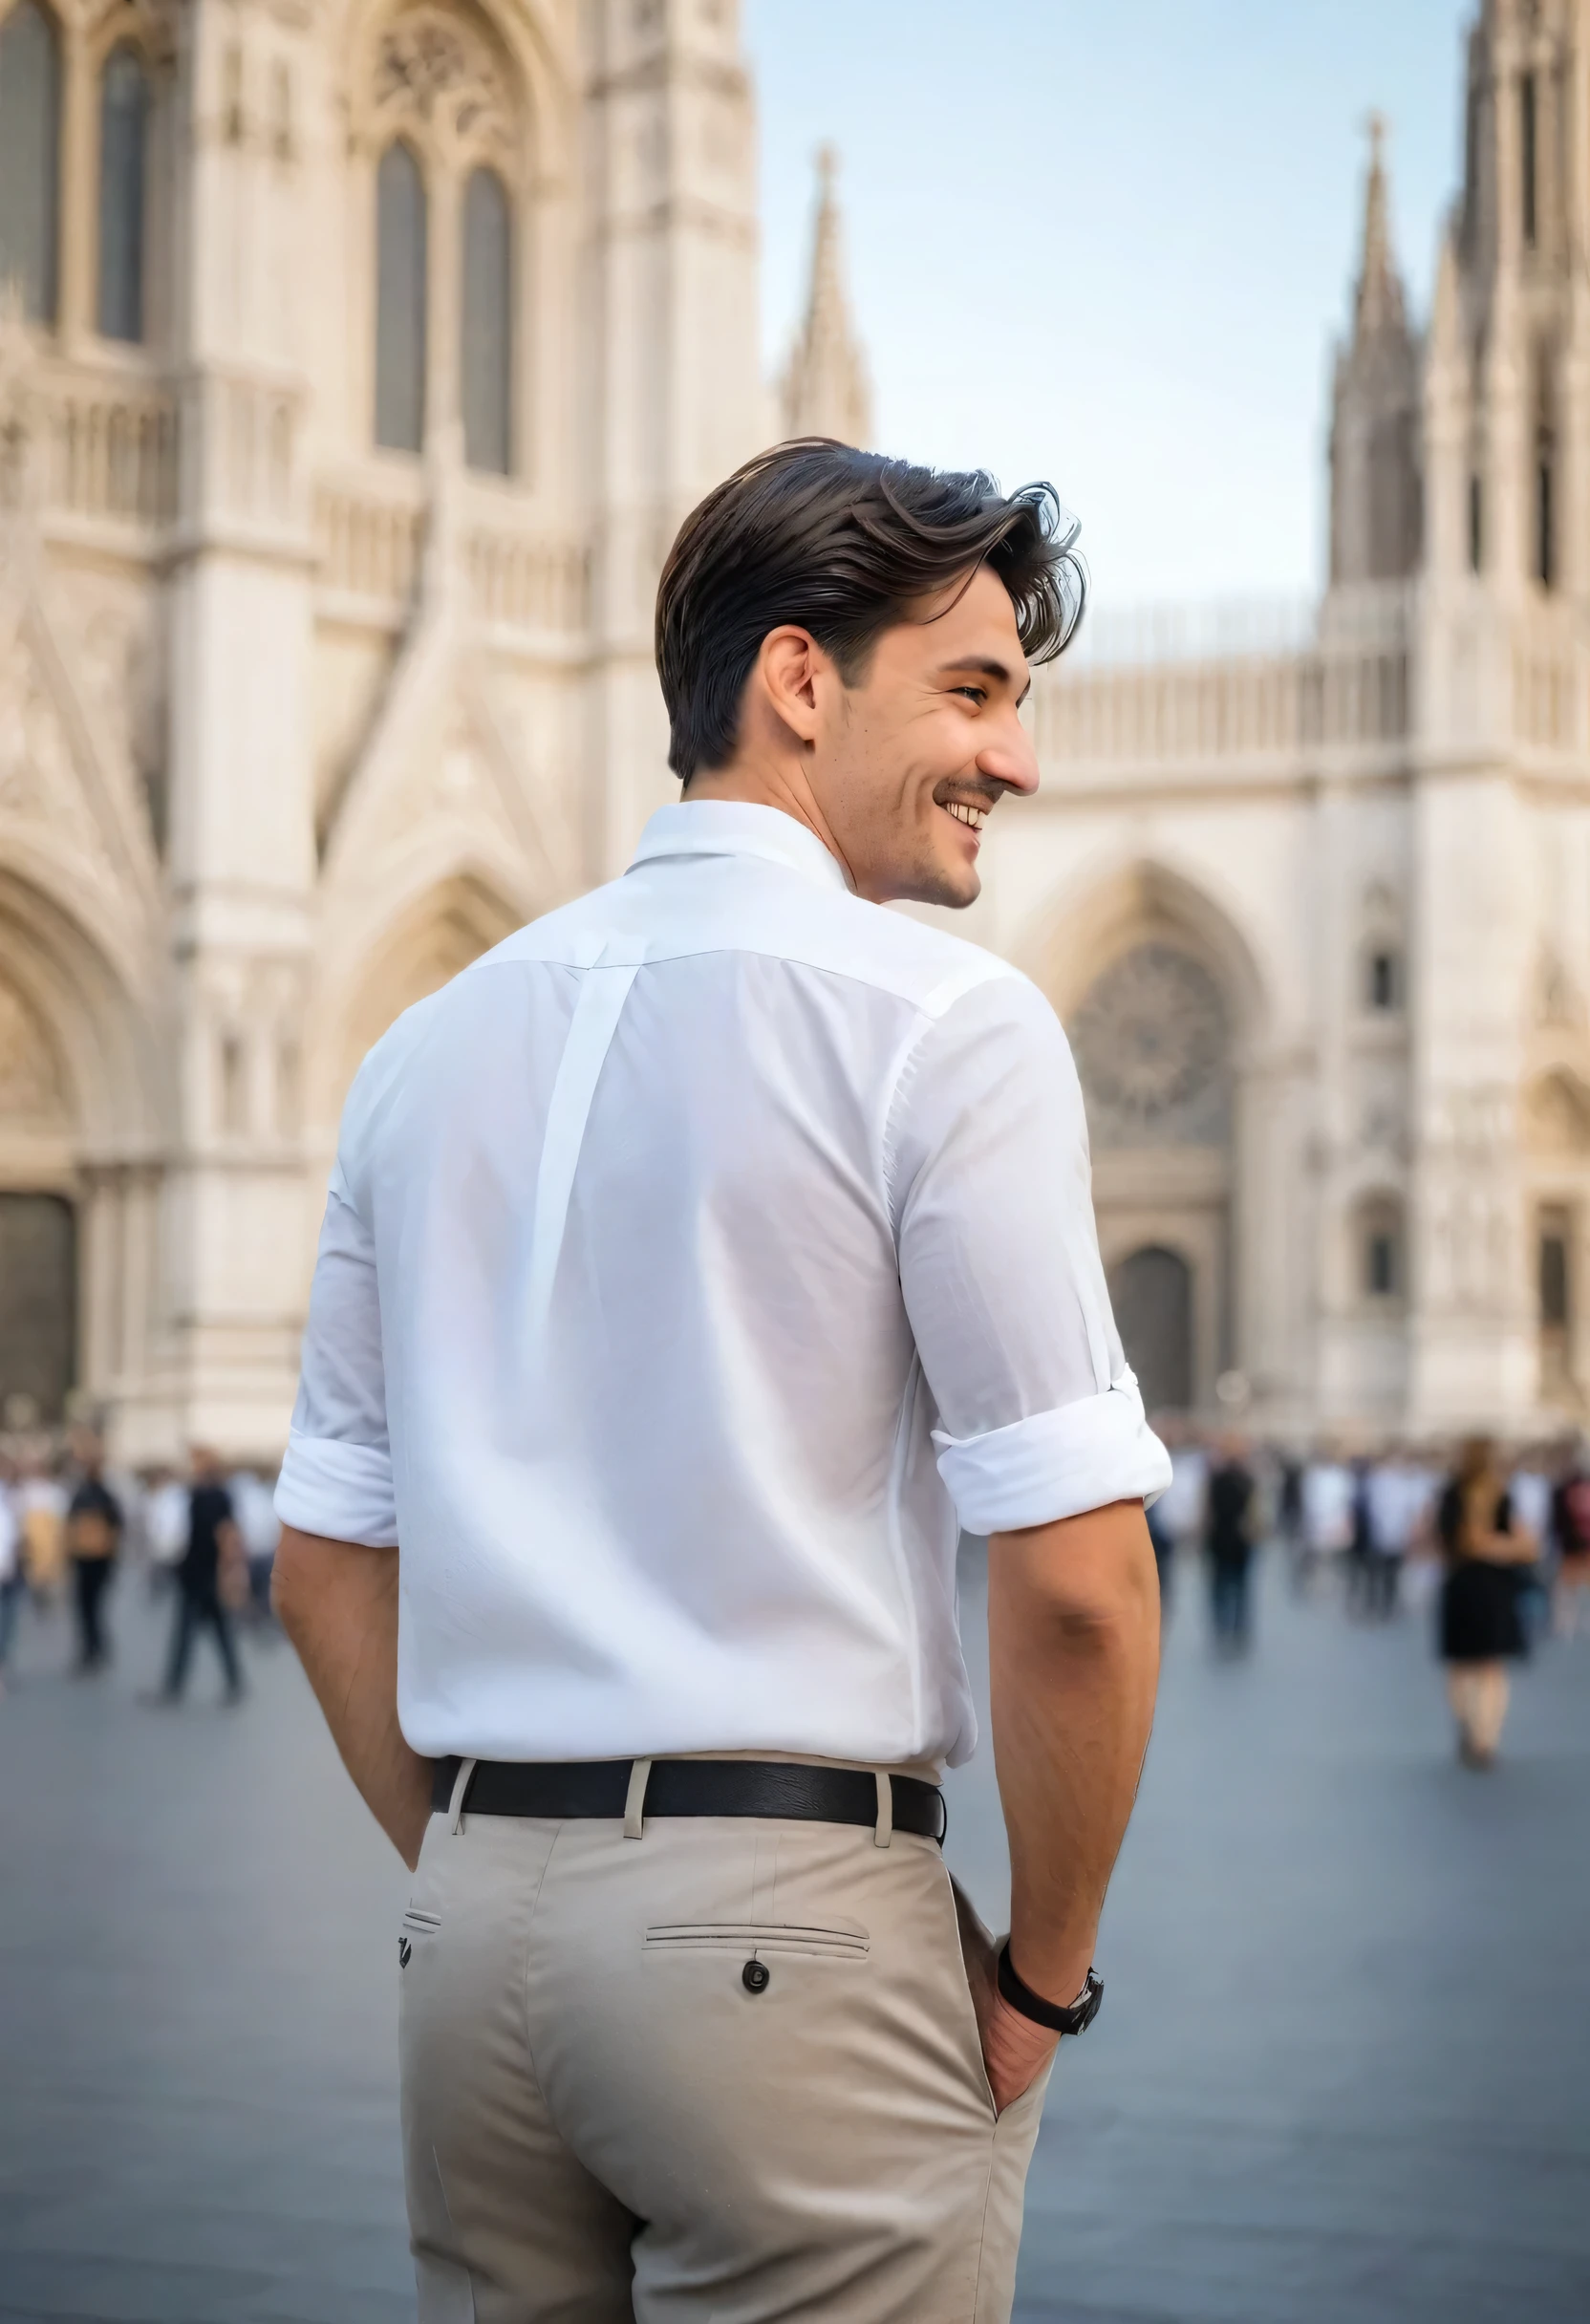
(628, 801, 851, 894)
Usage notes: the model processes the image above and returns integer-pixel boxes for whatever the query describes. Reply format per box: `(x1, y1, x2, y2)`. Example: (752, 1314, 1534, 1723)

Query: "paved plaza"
(1, 1545, 1587, 2324)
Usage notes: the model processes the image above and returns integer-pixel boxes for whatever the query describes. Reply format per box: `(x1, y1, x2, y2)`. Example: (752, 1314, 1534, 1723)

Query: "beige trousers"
(398, 1797, 1052, 2323)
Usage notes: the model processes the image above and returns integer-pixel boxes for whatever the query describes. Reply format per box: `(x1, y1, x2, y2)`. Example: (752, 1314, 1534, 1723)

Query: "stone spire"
(779, 145, 872, 448)
(1328, 113, 1421, 585)
(1354, 114, 1407, 341)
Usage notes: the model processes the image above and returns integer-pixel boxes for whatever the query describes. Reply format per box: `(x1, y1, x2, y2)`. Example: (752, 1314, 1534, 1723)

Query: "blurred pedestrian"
(1300, 1447, 1354, 1595)
(1361, 1449, 1429, 1619)
(1436, 1437, 1537, 1768)
(1205, 1434, 1257, 1651)
(1345, 1455, 1375, 1615)
(1157, 1431, 1208, 1565)
(1550, 1437, 1590, 1640)
(16, 1458, 67, 1603)
(155, 1448, 246, 1705)
(1145, 1418, 1179, 1606)
(144, 1466, 189, 1595)
(1277, 1451, 1305, 1583)
(65, 1443, 122, 1673)
(1509, 1445, 1555, 1642)
(0, 1455, 22, 1692)
(228, 1465, 281, 1627)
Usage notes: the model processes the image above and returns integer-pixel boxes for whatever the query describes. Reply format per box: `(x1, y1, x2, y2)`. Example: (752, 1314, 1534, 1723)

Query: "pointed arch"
(1019, 854, 1272, 1056)
(0, 864, 160, 1153)
(312, 864, 523, 1131)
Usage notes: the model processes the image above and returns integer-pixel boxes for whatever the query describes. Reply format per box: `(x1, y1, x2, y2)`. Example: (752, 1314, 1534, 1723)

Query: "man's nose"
(977, 710, 1040, 797)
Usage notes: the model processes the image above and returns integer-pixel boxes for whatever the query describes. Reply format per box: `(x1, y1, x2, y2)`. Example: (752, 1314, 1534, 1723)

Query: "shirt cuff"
(273, 1430, 399, 1547)
(932, 1374, 1172, 1536)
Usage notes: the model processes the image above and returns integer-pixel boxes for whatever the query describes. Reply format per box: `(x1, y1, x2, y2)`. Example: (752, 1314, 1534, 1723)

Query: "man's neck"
(681, 761, 853, 889)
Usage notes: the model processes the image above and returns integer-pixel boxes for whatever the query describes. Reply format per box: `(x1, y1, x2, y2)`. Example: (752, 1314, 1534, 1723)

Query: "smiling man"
(272, 439, 1168, 2323)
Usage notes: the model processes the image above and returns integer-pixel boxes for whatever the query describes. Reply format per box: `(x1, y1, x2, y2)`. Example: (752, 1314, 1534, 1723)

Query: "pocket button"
(741, 1959, 770, 1994)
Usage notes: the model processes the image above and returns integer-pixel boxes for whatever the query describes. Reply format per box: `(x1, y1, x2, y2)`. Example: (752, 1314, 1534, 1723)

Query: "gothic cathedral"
(0, 0, 1585, 1453)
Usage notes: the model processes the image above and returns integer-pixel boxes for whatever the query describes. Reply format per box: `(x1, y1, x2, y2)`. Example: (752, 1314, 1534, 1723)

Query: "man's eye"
(954, 686, 986, 706)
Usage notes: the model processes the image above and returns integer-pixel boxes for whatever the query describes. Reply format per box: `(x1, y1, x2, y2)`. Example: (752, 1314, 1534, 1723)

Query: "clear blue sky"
(743, 0, 1474, 612)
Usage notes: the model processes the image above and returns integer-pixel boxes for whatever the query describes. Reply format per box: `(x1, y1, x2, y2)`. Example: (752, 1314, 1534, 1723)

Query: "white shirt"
(275, 802, 1169, 1768)
(1302, 1461, 1355, 1554)
(1364, 1461, 1422, 1555)
(146, 1480, 191, 1567)
(1157, 1448, 1209, 1540)
(228, 1471, 282, 1561)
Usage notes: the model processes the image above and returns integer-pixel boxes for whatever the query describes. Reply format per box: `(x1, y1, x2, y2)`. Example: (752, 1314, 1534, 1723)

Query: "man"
(158, 1448, 246, 1704)
(1203, 1435, 1257, 1651)
(65, 1438, 123, 1674)
(274, 440, 1168, 2322)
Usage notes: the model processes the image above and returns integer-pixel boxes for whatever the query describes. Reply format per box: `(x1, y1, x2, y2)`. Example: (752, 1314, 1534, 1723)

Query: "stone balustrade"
(30, 359, 178, 533)
(465, 526, 590, 635)
(314, 479, 424, 610)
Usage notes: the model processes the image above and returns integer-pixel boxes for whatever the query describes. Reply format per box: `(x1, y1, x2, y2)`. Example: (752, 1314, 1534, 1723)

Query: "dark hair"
(655, 437, 1085, 782)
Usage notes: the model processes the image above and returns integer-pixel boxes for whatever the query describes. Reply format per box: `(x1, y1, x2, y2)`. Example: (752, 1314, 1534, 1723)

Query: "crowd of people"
(0, 1431, 281, 1704)
(1147, 1424, 1590, 1765)
(4, 1416, 1588, 1770)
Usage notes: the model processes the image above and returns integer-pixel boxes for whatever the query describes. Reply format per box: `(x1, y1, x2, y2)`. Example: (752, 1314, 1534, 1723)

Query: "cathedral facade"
(1, 0, 1586, 1455)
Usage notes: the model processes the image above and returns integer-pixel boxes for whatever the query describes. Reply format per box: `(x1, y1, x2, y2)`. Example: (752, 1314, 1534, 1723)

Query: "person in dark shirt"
(1205, 1435, 1258, 1651)
(158, 1446, 245, 1704)
(66, 1450, 122, 1674)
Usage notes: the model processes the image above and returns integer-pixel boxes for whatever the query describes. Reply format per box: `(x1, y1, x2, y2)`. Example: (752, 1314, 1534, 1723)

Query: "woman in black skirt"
(1435, 1438, 1538, 1767)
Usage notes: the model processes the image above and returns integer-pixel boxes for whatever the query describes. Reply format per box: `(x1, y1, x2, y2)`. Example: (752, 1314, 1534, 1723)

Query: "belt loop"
(448, 1756, 479, 1836)
(624, 1757, 653, 1840)
(872, 1771, 893, 1849)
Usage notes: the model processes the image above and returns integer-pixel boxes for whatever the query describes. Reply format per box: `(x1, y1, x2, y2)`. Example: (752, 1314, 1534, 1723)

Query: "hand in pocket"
(951, 1880, 1058, 2116)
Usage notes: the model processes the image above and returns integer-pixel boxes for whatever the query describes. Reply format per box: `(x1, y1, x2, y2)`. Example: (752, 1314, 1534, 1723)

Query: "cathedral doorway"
(1107, 1245, 1193, 1414)
(0, 1193, 76, 1425)
(1065, 936, 1234, 1416)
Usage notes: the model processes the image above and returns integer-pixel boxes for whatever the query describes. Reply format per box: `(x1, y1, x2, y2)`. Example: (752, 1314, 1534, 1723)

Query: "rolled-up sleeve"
(890, 972, 1171, 1536)
(273, 1160, 398, 1546)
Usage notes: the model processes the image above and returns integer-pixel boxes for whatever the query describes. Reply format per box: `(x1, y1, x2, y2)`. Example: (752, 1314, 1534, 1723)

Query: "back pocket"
(645, 1920, 869, 1961)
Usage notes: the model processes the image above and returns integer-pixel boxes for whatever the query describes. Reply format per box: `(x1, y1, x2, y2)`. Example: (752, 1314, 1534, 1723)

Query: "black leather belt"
(430, 1755, 946, 1841)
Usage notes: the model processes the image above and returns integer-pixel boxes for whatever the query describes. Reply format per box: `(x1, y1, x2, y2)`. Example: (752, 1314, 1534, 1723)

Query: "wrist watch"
(997, 1942, 1104, 2035)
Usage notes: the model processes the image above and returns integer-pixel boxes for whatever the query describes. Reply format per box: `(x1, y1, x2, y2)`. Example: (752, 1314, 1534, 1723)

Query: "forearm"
(272, 1525, 432, 1869)
(988, 1499, 1161, 2001)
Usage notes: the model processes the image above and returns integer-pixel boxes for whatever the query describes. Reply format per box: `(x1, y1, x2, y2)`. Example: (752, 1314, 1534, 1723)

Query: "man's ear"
(755, 626, 827, 749)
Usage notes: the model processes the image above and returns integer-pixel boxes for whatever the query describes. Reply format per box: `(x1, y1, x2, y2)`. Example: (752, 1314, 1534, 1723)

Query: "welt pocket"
(402, 1907, 442, 1931)
(644, 1921, 869, 1961)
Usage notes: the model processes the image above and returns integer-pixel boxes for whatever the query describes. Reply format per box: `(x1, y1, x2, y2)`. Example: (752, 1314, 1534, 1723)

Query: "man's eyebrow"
(935, 656, 1032, 706)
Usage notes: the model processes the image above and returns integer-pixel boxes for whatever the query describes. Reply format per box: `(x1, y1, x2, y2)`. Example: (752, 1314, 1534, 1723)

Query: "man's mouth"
(942, 800, 989, 833)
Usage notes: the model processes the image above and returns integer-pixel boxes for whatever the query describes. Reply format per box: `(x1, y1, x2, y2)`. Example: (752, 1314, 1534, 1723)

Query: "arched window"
(375, 140, 427, 454)
(1366, 947, 1402, 1012)
(1358, 1196, 1405, 1303)
(462, 166, 512, 475)
(97, 43, 149, 343)
(0, 0, 62, 325)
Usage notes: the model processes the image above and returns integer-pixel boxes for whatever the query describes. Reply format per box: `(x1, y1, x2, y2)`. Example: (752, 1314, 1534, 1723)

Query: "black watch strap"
(996, 1943, 1104, 2036)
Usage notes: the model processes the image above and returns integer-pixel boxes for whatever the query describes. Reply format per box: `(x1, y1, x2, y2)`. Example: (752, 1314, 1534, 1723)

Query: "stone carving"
(1068, 942, 1230, 1148)
(374, 6, 514, 161)
(0, 978, 67, 1123)
(0, 616, 108, 867)
(91, 0, 181, 67)
(1535, 948, 1582, 1031)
